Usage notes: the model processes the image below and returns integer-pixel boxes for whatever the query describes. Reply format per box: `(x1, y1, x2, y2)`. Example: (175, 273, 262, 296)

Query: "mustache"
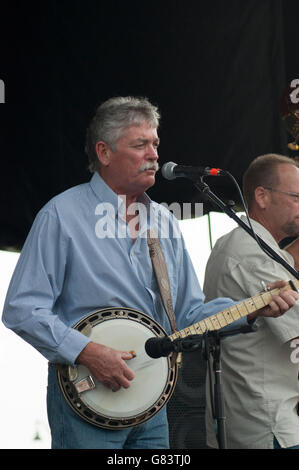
(138, 162, 160, 173)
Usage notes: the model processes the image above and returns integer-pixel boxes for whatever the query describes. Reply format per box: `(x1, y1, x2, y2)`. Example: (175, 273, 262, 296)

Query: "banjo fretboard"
(169, 280, 299, 341)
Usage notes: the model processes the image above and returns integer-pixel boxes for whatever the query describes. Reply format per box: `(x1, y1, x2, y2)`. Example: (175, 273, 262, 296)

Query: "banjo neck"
(169, 280, 299, 342)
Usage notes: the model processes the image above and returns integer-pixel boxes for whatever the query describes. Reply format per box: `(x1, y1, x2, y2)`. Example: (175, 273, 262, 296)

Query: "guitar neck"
(169, 280, 299, 341)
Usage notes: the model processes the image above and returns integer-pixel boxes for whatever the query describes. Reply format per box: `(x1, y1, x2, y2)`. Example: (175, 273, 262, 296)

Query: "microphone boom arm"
(194, 178, 299, 280)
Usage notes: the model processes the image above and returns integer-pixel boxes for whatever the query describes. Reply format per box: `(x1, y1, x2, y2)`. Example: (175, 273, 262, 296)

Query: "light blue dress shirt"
(2, 172, 238, 365)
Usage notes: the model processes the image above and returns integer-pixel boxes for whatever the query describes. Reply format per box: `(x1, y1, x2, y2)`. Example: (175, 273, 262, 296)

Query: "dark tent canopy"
(0, 0, 298, 251)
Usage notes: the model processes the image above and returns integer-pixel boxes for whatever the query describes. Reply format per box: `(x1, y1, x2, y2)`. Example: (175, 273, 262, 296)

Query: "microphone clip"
(172, 335, 203, 353)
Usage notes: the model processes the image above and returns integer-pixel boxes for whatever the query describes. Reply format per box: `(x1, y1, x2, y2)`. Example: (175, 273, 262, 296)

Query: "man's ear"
(254, 186, 269, 210)
(95, 141, 111, 167)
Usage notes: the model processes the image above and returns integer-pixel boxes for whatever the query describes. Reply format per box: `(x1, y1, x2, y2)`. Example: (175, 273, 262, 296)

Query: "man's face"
(99, 122, 160, 197)
(266, 164, 299, 240)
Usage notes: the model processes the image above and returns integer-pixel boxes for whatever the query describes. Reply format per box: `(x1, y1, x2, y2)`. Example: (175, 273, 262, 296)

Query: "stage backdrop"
(0, 0, 298, 251)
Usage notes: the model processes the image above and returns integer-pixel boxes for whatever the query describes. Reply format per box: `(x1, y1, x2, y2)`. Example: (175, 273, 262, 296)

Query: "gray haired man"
(3, 100, 297, 449)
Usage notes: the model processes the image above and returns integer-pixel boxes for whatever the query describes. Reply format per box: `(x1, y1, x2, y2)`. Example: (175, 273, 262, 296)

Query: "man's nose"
(147, 144, 158, 160)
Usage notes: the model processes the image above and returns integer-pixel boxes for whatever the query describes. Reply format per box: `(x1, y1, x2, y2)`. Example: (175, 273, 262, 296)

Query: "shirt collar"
(89, 171, 155, 222)
(240, 215, 279, 247)
(241, 215, 296, 266)
(240, 214, 294, 260)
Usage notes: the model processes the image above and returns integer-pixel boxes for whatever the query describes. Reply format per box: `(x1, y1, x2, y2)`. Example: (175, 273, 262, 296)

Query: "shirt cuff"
(56, 328, 91, 365)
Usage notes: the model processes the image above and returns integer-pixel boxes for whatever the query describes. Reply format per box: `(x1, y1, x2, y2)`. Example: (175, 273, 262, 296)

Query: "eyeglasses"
(264, 187, 299, 202)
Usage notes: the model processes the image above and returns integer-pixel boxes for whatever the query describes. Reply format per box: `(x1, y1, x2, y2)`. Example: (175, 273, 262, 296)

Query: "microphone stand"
(172, 324, 257, 449)
(202, 330, 226, 449)
(201, 324, 257, 449)
(193, 177, 299, 280)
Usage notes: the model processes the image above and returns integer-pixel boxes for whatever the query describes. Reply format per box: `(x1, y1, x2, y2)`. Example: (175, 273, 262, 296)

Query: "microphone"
(145, 336, 175, 358)
(145, 334, 203, 358)
(161, 161, 226, 181)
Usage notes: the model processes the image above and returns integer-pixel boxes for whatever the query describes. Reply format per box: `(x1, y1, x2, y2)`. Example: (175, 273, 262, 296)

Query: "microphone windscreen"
(145, 336, 173, 358)
(161, 162, 176, 180)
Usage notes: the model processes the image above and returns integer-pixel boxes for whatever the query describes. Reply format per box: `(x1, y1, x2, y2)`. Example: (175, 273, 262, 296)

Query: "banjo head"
(57, 307, 178, 429)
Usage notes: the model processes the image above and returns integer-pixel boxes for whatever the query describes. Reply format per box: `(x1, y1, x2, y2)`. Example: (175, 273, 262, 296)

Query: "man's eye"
(131, 145, 142, 150)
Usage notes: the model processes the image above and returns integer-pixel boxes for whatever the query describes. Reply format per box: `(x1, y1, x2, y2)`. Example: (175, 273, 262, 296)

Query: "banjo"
(57, 280, 299, 429)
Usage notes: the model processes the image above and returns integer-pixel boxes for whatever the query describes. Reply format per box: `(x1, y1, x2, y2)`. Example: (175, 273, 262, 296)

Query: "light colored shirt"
(203, 216, 299, 449)
(2, 172, 237, 365)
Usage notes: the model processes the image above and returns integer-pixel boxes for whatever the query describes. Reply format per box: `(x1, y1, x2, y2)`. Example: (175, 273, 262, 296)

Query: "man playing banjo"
(2, 96, 298, 449)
